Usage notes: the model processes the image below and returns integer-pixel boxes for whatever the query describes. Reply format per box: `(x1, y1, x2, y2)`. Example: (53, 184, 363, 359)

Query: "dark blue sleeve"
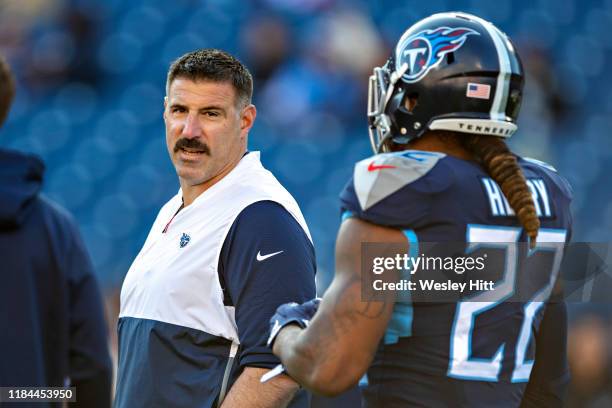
(219, 201, 316, 369)
(520, 300, 569, 407)
(64, 216, 113, 408)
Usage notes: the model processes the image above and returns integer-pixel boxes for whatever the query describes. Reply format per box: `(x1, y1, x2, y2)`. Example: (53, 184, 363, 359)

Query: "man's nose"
(181, 113, 202, 139)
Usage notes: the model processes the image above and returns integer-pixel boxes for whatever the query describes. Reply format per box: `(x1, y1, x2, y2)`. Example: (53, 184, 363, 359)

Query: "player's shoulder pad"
(353, 150, 447, 211)
(521, 156, 573, 201)
(522, 157, 557, 172)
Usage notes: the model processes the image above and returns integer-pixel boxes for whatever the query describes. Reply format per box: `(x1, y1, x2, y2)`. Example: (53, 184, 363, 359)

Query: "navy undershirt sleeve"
(520, 290, 570, 407)
(219, 200, 316, 369)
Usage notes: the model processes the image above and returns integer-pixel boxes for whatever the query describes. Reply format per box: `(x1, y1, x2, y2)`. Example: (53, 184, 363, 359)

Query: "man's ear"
(163, 96, 168, 121)
(241, 104, 257, 134)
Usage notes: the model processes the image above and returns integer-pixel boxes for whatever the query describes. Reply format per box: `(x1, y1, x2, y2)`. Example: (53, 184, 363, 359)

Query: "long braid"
(461, 135, 540, 247)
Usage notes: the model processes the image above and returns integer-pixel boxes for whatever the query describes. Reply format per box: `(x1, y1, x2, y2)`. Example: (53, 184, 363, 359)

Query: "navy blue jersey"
(340, 150, 572, 408)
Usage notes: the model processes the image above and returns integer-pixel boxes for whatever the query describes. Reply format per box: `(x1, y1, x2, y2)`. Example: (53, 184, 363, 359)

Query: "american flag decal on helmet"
(466, 82, 491, 99)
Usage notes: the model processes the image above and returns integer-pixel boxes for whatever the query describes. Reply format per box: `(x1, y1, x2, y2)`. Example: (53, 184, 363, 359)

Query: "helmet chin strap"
(375, 129, 395, 154)
(385, 63, 409, 108)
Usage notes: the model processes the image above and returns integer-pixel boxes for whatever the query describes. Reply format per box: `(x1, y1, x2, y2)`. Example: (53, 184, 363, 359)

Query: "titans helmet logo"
(396, 26, 479, 83)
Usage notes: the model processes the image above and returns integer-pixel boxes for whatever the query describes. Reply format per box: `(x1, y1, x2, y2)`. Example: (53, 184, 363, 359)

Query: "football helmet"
(368, 12, 524, 153)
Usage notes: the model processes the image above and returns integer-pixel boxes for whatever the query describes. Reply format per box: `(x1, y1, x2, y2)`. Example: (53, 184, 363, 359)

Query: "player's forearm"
(273, 324, 360, 396)
(221, 367, 298, 408)
(272, 326, 322, 390)
(272, 275, 391, 395)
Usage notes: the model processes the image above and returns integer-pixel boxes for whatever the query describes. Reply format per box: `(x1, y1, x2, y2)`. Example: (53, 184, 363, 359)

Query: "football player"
(266, 12, 572, 407)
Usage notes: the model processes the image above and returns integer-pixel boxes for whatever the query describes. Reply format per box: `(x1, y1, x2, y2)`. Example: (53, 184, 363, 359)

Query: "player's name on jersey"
(482, 177, 553, 218)
(373, 279, 495, 292)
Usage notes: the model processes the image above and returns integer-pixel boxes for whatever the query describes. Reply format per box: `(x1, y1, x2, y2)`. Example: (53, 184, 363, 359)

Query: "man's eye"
(171, 106, 186, 113)
(205, 111, 219, 117)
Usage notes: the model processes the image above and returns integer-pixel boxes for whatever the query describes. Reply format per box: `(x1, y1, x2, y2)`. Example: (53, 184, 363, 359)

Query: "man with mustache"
(115, 49, 315, 408)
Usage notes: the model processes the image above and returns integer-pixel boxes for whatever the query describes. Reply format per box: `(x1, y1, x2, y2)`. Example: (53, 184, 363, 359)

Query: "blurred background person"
(0, 54, 111, 406)
(0, 0, 610, 407)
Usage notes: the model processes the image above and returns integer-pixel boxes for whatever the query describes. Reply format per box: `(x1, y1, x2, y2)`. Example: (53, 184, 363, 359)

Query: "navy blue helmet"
(368, 12, 524, 153)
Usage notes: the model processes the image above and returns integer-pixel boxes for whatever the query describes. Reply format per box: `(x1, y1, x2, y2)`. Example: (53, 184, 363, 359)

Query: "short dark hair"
(166, 49, 253, 107)
(0, 56, 15, 127)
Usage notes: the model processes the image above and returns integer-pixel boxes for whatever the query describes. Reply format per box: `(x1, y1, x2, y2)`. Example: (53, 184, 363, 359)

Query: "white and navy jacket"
(115, 152, 316, 408)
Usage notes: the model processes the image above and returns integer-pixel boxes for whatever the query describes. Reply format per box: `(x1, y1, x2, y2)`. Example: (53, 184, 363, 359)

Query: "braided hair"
(461, 135, 540, 247)
(0, 56, 15, 127)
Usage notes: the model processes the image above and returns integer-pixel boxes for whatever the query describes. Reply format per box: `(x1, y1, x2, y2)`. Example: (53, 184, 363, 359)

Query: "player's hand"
(267, 298, 321, 348)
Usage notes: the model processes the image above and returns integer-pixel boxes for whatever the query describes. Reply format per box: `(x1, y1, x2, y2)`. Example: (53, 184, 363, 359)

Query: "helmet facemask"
(367, 61, 409, 153)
